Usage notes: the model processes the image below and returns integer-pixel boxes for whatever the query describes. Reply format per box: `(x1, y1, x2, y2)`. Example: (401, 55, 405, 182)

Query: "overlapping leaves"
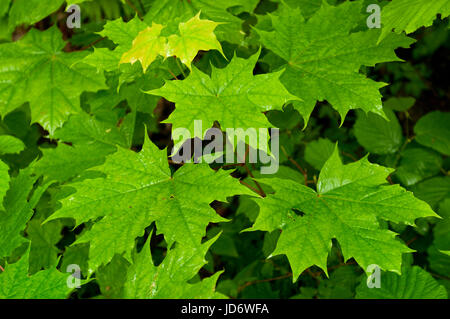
(251, 146, 437, 279)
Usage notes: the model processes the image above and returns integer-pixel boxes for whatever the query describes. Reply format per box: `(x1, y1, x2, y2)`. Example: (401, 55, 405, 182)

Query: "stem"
(237, 273, 292, 293)
(280, 145, 308, 184)
(175, 59, 187, 78)
(239, 180, 264, 197)
(125, 0, 143, 19)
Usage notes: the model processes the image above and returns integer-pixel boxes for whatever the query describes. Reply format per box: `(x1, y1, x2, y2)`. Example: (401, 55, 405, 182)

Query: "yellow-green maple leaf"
(120, 23, 166, 73)
(166, 12, 224, 69)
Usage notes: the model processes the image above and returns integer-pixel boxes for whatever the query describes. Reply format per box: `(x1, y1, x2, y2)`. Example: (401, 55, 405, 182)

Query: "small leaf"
(414, 111, 450, 156)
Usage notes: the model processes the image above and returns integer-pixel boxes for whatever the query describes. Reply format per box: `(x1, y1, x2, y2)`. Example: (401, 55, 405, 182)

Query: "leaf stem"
(237, 272, 293, 294)
(175, 59, 187, 78)
(125, 0, 143, 19)
(280, 145, 308, 184)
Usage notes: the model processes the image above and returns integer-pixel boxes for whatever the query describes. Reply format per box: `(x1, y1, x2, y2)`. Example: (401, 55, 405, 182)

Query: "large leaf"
(414, 111, 450, 156)
(149, 52, 298, 151)
(251, 146, 437, 279)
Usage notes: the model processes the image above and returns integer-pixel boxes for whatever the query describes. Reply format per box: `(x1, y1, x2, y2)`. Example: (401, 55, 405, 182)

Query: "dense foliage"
(0, 0, 449, 299)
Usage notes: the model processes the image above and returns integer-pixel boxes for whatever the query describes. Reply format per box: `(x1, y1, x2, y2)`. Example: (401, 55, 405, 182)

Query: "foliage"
(0, 0, 449, 300)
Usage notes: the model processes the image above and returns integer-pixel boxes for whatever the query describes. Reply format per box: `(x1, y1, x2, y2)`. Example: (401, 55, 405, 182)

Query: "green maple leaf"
(124, 234, 224, 298)
(27, 217, 64, 275)
(256, 1, 414, 124)
(0, 26, 107, 134)
(83, 16, 148, 72)
(0, 167, 51, 259)
(0, 135, 25, 155)
(414, 111, 450, 156)
(379, 0, 450, 42)
(356, 266, 448, 299)
(251, 145, 438, 280)
(119, 23, 167, 73)
(0, 248, 72, 299)
(165, 12, 224, 69)
(46, 134, 252, 271)
(149, 52, 298, 150)
(8, 0, 65, 31)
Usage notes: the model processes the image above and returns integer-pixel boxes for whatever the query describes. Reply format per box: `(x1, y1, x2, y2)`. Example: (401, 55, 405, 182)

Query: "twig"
(175, 59, 187, 78)
(240, 145, 266, 197)
(237, 273, 292, 293)
(0, 265, 4, 272)
(280, 145, 308, 184)
(341, 151, 358, 162)
(78, 37, 106, 51)
(239, 180, 264, 197)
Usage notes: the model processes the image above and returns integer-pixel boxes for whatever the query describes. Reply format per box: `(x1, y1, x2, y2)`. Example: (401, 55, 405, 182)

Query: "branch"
(237, 273, 292, 293)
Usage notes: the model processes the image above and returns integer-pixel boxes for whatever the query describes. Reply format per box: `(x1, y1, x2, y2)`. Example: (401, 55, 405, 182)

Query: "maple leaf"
(46, 134, 252, 271)
(33, 113, 129, 182)
(0, 26, 107, 134)
(379, 0, 450, 42)
(356, 266, 448, 299)
(250, 145, 438, 280)
(0, 248, 72, 299)
(124, 234, 224, 298)
(256, 1, 414, 124)
(120, 13, 223, 72)
(149, 51, 298, 150)
(143, 0, 258, 44)
(8, 0, 65, 31)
